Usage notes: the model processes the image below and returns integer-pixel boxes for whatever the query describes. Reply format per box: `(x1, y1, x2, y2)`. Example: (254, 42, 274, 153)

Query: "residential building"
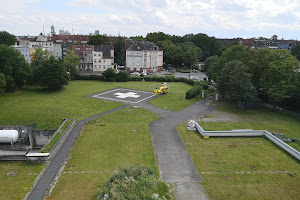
(93, 45, 114, 72)
(61, 42, 72, 59)
(72, 45, 114, 73)
(126, 41, 163, 73)
(14, 46, 31, 63)
(53, 43, 62, 59)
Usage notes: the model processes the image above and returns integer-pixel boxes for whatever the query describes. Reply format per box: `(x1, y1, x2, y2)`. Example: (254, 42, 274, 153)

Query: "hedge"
(185, 85, 202, 99)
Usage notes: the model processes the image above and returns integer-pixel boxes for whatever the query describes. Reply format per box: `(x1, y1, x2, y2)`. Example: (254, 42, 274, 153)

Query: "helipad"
(86, 88, 157, 104)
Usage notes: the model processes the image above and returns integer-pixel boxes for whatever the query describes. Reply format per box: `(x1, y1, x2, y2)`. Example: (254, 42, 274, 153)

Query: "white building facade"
(126, 41, 163, 73)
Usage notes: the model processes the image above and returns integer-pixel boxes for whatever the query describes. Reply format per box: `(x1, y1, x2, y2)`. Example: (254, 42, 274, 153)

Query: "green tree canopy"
(159, 40, 183, 66)
(290, 43, 300, 61)
(146, 32, 171, 44)
(88, 35, 110, 45)
(0, 31, 17, 46)
(217, 60, 257, 109)
(204, 56, 221, 81)
(183, 46, 199, 68)
(113, 37, 125, 65)
(34, 56, 69, 90)
(63, 50, 80, 80)
(191, 33, 224, 61)
(0, 73, 6, 94)
(220, 44, 249, 66)
(260, 50, 298, 109)
(0, 44, 30, 92)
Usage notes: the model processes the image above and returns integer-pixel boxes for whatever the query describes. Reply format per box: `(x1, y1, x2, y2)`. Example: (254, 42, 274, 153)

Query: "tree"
(159, 40, 183, 66)
(0, 44, 30, 92)
(0, 73, 6, 94)
(247, 48, 273, 91)
(146, 32, 170, 44)
(204, 56, 221, 81)
(217, 60, 257, 109)
(129, 36, 144, 41)
(102, 68, 116, 81)
(291, 43, 300, 61)
(63, 50, 80, 80)
(0, 31, 17, 46)
(191, 33, 224, 61)
(113, 37, 125, 65)
(177, 42, 203, 63)
(260, 50, 298, 110)
(220, 44, 249, 66)
(30, 47, 51, 83)
(88, 35, 110, 45)
(35, 56, 69, 90)
(183, 46, 199, 68)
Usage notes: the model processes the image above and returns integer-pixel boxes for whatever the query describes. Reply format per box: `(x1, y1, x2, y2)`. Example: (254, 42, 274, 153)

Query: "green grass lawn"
(41, 119, 72, 153)
(0, 80, 197, 200)
(0, 162, 45, 200)
(46, 107, 160, 200)
(177, 103, 300, 200)
(0, 81, 197, 129)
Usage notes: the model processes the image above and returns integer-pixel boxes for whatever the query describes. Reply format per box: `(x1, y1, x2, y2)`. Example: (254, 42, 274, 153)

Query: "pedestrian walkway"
(143, 98, 216, 199)
(26, 105, 128, 200)
(26, 92, 216, 200)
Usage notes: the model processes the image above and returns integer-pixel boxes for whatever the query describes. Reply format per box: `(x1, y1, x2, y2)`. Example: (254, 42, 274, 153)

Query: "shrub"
(102, 68, 116, 81)
(96, 166, 174, 200)
(115, 71, 130, 82)
(186, 85, 202, 99)
(130, 76, 144, 81)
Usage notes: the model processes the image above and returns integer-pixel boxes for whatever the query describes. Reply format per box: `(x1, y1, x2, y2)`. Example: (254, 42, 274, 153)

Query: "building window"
(94, 54, 96, 56)
(99, 60, 101, 63)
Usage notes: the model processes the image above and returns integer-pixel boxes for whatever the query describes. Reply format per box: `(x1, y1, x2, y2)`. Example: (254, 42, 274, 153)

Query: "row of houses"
(14, 33, 164, 73)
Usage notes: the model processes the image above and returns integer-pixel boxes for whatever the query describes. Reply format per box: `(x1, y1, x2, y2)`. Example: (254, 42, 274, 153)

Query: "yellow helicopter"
(154, 83, 168, 95)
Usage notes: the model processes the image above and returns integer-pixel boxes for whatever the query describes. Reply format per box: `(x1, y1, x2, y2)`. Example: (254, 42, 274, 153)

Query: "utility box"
(187, 120, 196, 131)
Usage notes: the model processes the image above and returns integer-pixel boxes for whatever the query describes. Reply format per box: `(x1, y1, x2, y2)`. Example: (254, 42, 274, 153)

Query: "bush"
(186, 85, 202, 99)
(102, 68, 116, 81)
(130, 76, 144, 81)
(115, 71, 130, 82)
(96, 166, 174, 200)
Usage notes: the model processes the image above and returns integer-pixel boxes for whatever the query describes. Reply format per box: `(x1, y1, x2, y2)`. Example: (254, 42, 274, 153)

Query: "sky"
(1, 0, 300, 40)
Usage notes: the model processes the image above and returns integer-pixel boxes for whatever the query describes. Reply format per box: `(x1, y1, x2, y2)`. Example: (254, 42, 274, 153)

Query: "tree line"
(0, 31, 80, 93)
(204, 44, 300, 111)
(88, 31, 225, 68)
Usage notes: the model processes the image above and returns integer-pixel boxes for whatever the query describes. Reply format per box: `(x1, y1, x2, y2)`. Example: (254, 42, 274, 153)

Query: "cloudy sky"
(1, 0, 300, 39)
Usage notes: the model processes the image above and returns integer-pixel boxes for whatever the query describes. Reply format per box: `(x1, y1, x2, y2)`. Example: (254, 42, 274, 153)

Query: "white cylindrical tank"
(0, 130, 19, 145)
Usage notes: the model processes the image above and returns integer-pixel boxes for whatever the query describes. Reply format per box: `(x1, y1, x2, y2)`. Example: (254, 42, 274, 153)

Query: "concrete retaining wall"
(194, 122, 300, 161)
(33, 130, 56, 147)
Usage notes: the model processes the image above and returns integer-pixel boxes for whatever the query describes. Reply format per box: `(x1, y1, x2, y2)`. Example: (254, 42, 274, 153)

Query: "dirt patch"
(201, 111, 246, 122)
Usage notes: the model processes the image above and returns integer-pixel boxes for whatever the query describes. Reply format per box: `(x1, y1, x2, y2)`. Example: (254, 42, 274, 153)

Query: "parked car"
(131, 72, 141, 76)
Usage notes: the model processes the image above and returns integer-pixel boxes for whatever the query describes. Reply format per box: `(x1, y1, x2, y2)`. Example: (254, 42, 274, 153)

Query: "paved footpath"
(140, 97, 216, 199)
(27, 96, 215, 200)
(26, 105, 128, 200)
